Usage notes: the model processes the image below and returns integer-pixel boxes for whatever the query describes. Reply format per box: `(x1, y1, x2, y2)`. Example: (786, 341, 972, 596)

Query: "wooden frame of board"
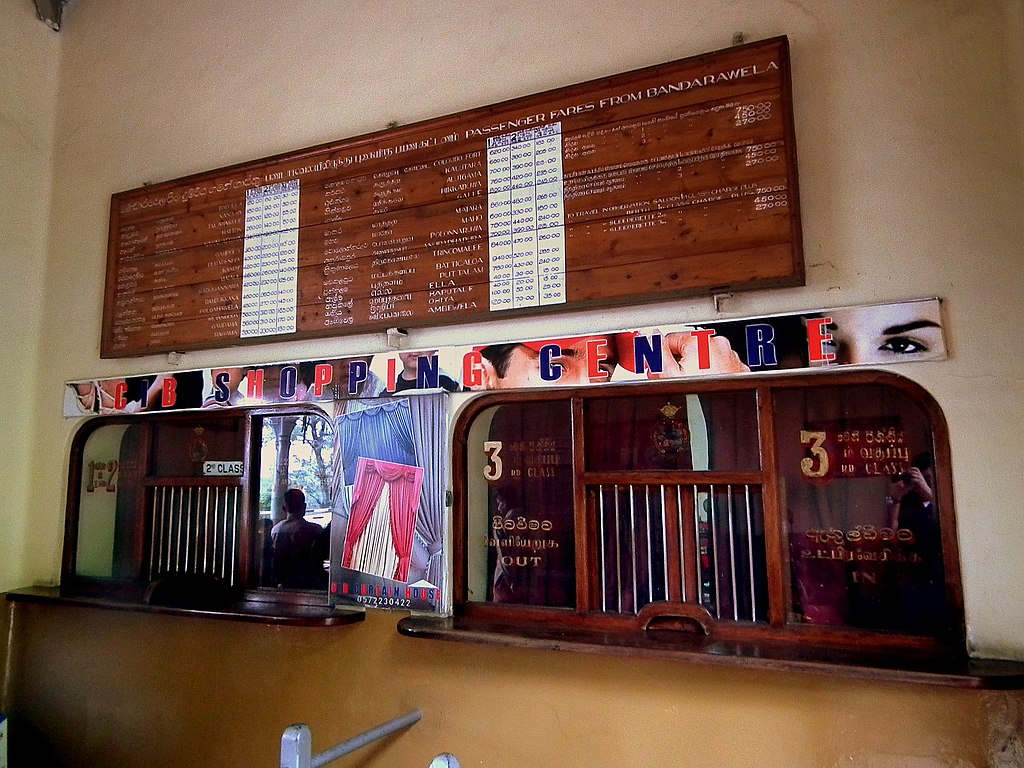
(102, 36, 802, 358)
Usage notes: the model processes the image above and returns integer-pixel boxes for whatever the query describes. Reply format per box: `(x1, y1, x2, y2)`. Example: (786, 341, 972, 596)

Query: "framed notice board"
(102, 36, 803, 358)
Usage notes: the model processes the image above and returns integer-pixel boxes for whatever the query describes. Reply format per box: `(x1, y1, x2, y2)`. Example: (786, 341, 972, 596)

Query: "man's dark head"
(283, 488, 306, 516)
(479, 344, 519, 379)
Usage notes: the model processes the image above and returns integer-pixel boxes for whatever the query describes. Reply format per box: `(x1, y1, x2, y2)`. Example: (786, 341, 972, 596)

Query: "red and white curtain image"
(341, 457, 424, 582)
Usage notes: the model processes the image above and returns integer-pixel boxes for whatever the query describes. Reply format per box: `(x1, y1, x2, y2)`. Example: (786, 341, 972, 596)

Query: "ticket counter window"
(63, 407, 335, 608)
(454, 372, 963, 656)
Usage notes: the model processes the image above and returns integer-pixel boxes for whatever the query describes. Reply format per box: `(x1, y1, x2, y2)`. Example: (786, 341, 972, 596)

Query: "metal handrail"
(281, 708, 423, 768)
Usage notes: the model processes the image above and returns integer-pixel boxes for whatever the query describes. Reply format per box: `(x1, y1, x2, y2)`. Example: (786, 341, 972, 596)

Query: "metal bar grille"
(148, 485, 242, 586)
(594, 482, 766, 622)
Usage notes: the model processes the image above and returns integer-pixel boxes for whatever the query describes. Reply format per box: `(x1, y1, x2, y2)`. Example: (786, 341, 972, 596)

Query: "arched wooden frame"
(59, 404, 355, 624)
(449, 369, 964, 658)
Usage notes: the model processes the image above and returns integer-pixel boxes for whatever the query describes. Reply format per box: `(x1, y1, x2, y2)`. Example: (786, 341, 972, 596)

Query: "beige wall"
(3, 605, 1004, 768)
(3, 0, 1024, 765)
(0, 0, 60, 594)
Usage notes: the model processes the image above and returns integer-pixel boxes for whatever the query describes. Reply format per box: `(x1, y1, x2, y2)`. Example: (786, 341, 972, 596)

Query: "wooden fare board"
(103, 36, 803, 358)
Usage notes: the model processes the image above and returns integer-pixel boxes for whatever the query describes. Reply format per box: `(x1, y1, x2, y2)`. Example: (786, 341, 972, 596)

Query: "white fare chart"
(487, 123, 567, 311)
(241, 180, 300, 338)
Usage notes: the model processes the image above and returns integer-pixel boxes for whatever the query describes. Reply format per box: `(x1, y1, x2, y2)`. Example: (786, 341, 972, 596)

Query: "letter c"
(113, 382, 128, 410)
(539, 343, 562, 382)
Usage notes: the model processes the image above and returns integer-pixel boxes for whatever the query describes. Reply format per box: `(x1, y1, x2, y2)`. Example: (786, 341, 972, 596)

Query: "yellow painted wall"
(1, 605, 1000, 767)
(2, 0, 1024, 765)
(0, 0, 59, 594)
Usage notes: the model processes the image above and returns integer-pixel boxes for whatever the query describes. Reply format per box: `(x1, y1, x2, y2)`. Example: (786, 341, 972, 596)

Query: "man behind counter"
(270, 488, 326, 589)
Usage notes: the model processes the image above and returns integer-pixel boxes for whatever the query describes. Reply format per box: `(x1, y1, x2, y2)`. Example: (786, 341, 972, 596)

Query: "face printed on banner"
(231, 364, 318, 404)
(821, 303, 945, 365)
(204, 368, 247, 407)
(614, 329, 750, 377)
(337, 356, 381, 397)
(399, 350, 433, 378)
(476, 336, 619, 389)
(63, 299, 950, 417)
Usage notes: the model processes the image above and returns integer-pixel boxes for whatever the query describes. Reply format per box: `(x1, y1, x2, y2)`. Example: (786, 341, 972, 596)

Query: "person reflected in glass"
(884, 452, 945, 630)
(271, 488, 326, 589)
(886, 453, 936, 535)
(489, 485, 524, 603)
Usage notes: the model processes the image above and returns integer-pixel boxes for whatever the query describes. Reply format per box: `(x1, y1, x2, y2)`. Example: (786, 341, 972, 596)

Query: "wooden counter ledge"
(5, 586, 365, 627)
(397, 615, 1024, 689)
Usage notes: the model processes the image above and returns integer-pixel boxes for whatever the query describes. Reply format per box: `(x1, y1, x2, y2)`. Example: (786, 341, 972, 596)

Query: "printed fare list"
(487, 122, 567, 311)
(103, 37, 800, 356)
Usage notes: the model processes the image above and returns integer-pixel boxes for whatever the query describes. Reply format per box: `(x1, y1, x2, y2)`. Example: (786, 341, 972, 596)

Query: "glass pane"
(149, 418, 244, 477)
(256, 414, 335, 589)
(466, 401, 576, 608)
(594, 483, 672, 614)
(592, 482, 767, 622)
(584, 391, 759, 471)
(691, 484, 767, 622)
(76, 424, 135, 578)
(774, 384, 947, 634)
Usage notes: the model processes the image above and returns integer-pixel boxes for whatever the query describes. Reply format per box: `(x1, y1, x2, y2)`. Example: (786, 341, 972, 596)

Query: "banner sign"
(65, 298, 945, 417)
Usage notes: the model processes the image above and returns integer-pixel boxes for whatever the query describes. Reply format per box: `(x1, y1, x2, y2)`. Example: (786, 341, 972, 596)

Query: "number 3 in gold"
(483, 440, 503, 481)
(800, 430, 829, 478)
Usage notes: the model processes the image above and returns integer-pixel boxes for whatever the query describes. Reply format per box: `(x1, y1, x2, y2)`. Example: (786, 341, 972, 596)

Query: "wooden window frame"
(398, 369, 1006, 683)
(51, 405, 361, 626)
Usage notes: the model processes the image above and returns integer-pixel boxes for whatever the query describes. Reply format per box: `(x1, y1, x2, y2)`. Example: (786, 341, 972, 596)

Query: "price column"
(533, 123, 566, 305)
(241, 180, 300, 338)
(487, 122, 566, 311)
(487, 135, 514, 310)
